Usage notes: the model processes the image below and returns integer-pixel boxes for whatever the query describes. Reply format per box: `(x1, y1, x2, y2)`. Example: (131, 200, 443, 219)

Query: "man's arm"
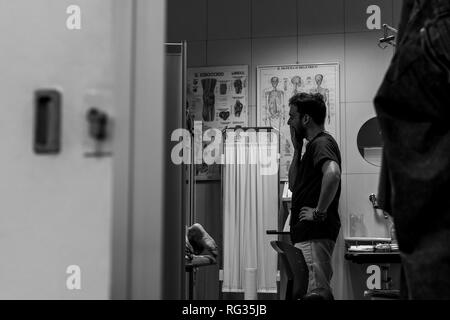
(288, 149, 300, 191)
(316, 160, 341, 215)
(299, 160, 341, 222)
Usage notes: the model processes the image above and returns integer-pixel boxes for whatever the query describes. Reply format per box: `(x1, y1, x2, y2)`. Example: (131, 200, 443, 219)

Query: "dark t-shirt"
(289, 132, 342, 244)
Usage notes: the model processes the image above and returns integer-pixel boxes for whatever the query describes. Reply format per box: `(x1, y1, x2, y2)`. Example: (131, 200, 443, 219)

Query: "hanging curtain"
(222, 130, 278, 293)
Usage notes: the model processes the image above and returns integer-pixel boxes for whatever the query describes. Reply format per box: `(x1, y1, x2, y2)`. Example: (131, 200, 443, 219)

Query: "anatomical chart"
(257, 63, 340, 181)
(188, 65, 249, 180)
(187, 65, 249, 131)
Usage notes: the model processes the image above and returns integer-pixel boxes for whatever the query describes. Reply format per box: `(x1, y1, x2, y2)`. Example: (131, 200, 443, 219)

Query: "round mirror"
(357, 117, 383, 167)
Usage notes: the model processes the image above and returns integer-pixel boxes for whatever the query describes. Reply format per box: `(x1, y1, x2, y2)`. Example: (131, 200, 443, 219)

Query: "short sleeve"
(312, 137, 340, 170)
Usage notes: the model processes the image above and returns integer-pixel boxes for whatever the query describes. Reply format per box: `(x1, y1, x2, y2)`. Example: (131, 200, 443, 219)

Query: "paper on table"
(348, 245, 375, 252)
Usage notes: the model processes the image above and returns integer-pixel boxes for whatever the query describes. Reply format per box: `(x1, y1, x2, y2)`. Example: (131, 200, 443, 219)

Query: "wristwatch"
(313, 208, 327, 222)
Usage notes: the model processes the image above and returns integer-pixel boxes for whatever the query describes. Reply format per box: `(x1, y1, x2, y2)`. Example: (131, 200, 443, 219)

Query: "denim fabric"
(374, 0, 450, 299)
(295, 239, 335, 295)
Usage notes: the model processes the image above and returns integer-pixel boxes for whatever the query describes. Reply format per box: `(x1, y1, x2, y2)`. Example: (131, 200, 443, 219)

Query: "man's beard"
(295, 125, 306, 140)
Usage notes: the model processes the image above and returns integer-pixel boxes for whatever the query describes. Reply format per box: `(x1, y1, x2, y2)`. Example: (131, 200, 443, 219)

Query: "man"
(374, 0, 450, 299)
(287, 93, 342, 298)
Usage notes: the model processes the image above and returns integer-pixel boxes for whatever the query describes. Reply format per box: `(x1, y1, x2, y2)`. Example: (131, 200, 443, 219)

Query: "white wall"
(0, 0, 113, 299)
(167, 0, 402, 300)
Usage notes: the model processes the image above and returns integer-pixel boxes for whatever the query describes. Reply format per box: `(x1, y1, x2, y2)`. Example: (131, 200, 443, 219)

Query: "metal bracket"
(378, 24, 398, 49)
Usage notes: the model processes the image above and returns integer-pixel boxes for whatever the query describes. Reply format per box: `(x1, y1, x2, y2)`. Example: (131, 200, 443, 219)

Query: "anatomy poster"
(257, 63, 340, 181)
(187, 65, 249, 131)
(188, 65, 249, 180)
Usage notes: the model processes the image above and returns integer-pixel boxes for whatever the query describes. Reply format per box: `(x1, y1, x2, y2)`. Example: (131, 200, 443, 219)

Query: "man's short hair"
(289, 93, 326, 125)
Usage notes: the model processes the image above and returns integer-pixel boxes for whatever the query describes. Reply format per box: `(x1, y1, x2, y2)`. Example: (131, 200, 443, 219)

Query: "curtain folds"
(223, 131, 278, 293)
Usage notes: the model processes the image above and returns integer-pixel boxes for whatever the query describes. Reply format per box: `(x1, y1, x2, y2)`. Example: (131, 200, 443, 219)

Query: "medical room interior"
(1, 0, 449, 301)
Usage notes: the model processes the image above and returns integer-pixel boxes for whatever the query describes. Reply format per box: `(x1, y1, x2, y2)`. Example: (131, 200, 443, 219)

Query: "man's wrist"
(313, 208, 327, 222)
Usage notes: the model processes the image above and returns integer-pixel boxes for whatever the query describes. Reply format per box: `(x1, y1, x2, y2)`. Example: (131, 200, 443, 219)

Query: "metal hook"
(378, 24, 398, 49)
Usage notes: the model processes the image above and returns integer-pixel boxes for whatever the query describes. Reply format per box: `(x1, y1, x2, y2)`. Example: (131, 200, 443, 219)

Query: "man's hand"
(290, 127, 303, 151)
(288, 127, 303, 191)
(299, 207, 315, 222)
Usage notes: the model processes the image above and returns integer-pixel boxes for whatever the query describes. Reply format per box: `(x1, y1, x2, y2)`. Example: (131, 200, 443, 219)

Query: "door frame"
(111, 0, 167, 300)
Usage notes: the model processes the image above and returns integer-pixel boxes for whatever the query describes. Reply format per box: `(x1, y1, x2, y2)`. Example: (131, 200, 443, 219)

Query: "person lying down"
(185, 223, 219, 266)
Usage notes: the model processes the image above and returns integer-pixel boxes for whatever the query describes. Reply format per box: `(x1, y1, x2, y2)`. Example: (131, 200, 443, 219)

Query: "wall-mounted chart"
(188, 65, 249, 180)
(257, 63, 340, 181)
(188, 65, 249, 131)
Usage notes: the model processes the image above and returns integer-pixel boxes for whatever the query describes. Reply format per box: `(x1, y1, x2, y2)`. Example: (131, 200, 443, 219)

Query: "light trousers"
(295, 239, 335, 294)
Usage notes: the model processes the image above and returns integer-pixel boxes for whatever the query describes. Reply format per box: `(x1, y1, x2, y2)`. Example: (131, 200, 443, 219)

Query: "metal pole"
(180, 40, 188, 299)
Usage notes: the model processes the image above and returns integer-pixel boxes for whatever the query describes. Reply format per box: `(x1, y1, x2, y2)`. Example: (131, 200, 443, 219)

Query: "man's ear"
(302, 114, 310, 125)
